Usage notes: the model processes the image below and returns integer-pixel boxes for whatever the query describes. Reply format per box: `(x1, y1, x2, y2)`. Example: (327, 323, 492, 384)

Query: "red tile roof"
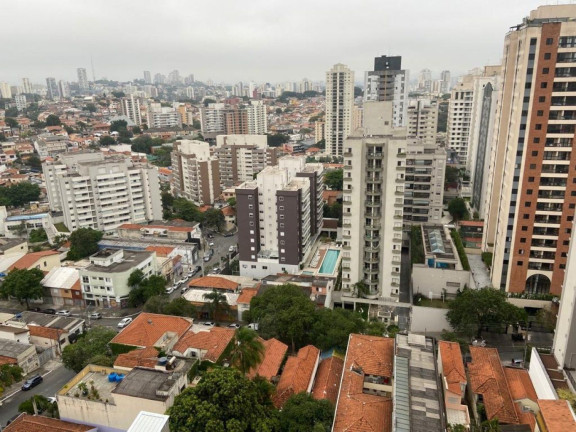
(110, 313, 192, 348)
(247, 337, 288, 380)
(189, 276, 238, 291)
(29, 325, 64, 340)
(114, 346, 159, 370)
(333, 334, 395, 432)
(538, 400, 576, 431)
(221, 206, 236, 216)
(145, 246, 174, 256)
(172, 327, 235, 362)
(311, 356, 344, 405)
(3, 413, 95, 432)
(0, 355, 18, 365)
(237, 288, 258, 304)
(439, 341, 466, 397)
(504, 367, 538, 402)
(9, 250, 59, 271)
(272, 345, 320, 408)
(468, 347, 519, 424)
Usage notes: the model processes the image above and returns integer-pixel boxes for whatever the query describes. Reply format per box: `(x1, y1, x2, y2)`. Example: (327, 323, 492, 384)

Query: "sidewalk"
(0, 298, 141, 319)
(0, 359, 63, 405)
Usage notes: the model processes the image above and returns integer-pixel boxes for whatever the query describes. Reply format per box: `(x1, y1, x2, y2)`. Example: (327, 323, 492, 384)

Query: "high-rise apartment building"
(15, 94, 26, 111)
(484, 5, 576, 296)
(341, 101, 406, 300)
(0, 82, 12, 99)
(236, 156, 324, 278)
(407, 99, 438, 146)
(143, 71, 151, 84)
(168, 70, 181, 85)
(147, 103, 181, 129)
(77, 68, 88, 93)
(46, 78, 59, 100)
(120, 95, 142, 126)
(315, 121, 325, 144)
(224, 109, 249, 135)
(325, 64, 354, 156)
(418, 69, 432, 92)
(201, 103, 268, 137)
(21, 78, 32, 94)
(171, 140, 221, 205)
(43, 152, 162, 233)
(58, 81, 70, 99)
(213, 135, 278, 188)
(154, 73, 165, 85)
(440, 70, 452, 93)
(246, 100, 268, 134)
(365, 55, 408, 127)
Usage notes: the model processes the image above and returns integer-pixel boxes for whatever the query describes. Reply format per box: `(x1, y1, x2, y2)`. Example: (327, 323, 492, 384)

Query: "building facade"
(43, 152, 162, 233)
(236, 156, 323, 279)
(46, 77, 59, 100)
(120, 95, 142, 126)
(485, 5, 576, 295)
(341, 101, 406, 300)
(147, 103, 181, 129)
(77, 68, 88, 93)
(171, 140, 221, 205)
(407, 99, 438, 146)
(325, 64, 354, 157)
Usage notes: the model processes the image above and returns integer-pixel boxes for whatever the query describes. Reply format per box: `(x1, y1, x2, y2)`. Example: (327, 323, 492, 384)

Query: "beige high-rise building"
(341, 101, 406, 301)
(484, 5, 576, 296)
(120, 95, 142, 126)
(171, 140, 221, 205)
(407, 99, 438, 147)
(314, 121, 325, 144)
(0, 82, 12, 99)
(325, 64, 354, 156)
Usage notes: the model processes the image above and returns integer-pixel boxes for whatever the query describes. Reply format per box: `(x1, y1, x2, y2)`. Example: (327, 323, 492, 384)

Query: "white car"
(203, 321, 215, 327)
(229, 245, 236, 253)
(228, 323, 241, 329)
(55, 310, 71, 317)
(165, 286, 175, 295)
(117, 317, 133, 328)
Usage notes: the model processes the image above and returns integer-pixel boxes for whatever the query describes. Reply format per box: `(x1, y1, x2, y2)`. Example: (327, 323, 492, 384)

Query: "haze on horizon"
(2, 0, 548, 85)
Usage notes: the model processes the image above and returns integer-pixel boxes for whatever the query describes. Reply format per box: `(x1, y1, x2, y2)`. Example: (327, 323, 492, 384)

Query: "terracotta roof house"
(9, 250, 60, 272)
(188, 276, 239, 291)
(504, 367, 539, 430)
(247, 337, 288, 380)
(3, 413, 97, 432)
(110, 313, 192, 352)
(332, 334, 395, 432)
(114, 346, 161, 371)
(311, 356, 344, 405)
(272, 345, 320, 408)
(171, 327, 235, 363)
(468, 347, 521, 426)
(537, 400, 576, 432)
(438, 341, 470, 428)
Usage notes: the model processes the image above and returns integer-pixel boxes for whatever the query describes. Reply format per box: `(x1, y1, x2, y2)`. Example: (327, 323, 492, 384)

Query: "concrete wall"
(412, 265, 471, 299)
(528, 348, 558, 400)
(411, 306, 451, 333)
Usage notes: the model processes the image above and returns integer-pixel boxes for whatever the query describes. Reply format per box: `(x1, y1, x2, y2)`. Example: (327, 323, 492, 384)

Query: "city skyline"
(2, 0, 546, 84)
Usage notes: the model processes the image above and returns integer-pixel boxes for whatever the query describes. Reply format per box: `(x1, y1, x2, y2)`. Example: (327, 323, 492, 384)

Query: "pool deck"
(301, 244, 341, 277)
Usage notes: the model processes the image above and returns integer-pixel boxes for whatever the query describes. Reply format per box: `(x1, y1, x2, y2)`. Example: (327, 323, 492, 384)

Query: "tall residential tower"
(325, 64, 354, 157)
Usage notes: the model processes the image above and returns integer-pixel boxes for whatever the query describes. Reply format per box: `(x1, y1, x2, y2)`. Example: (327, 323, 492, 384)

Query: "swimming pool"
(318, 249, 340, 274)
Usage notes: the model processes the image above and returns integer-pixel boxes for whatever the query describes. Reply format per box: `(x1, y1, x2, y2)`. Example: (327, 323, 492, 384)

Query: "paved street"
(0, 362, 76, 427)
(199, 231, 238, 275)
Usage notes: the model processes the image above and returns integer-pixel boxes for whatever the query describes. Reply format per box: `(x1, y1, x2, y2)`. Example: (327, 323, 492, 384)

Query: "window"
(279, 206, 284, 210)
(279, 196, 284, 201)
(539, 96, 546, 102)
(531, 151, 538, 156)
(517, 261, 523, 266)
(546, 37, 554, 45)
(535, 124, 542, 130)
(534, 137, 540, 143)
(520, 238, 526, 243)
(525, 202, 531, 207)
(543, 67, 549, 74)
(523, 214, 529, 219)
(527, 189, 533, 195)
(521, 226, 528, 231)
(544, 52, 552, 60)
(530, 164, 536, 169)
(537, 110, 544, 117)
(541, 82, 548, 89)
(528, 177, 535, 182)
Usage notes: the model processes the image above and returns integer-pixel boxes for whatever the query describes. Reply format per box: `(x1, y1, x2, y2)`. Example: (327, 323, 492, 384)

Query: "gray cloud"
(2, 0, 546, 85)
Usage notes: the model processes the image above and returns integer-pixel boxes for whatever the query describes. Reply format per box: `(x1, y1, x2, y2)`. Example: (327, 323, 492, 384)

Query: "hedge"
(450, 229, 470, 271)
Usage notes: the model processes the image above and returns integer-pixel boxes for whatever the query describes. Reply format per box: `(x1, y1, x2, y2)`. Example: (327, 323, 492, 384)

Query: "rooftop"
(3, 413, 95, 432)
(188, 276, 239, 291)
(0, 339, 33, 358)
(114, 346, 160, 370)
(84, 250, 153, 273)
(126, 411, 169, 432)
(273, 345, 320, 408)
(113, 367, 179, 401)
(438, 341, 466, 397)
(247, 337, 288, 380)
(172, 327, 235, 362)
(237, 288, 258, 304)
(422, 225, 456, 261)
(12, 311, 84, 331)
(109, 313, 192, 349)
(9, 250, 60, 271)
(311, 356, 344, 405)
(537, 399, 576, 432)
(41, 267, 80, 290)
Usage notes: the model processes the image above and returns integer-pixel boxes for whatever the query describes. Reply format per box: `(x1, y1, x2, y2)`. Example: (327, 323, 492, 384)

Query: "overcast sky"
(2, 0, 551, 86)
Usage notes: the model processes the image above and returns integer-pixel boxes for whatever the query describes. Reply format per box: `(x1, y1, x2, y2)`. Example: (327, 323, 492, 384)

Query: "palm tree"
(203, 289, 229, 320)
(229, 327, 265, 375)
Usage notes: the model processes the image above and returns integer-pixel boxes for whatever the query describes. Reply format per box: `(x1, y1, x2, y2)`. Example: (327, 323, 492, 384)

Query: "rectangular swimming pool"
(318, 249, 340, 274)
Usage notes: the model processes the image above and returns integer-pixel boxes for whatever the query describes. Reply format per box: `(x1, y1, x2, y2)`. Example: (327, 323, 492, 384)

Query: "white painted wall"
(411, 306, 451, 333)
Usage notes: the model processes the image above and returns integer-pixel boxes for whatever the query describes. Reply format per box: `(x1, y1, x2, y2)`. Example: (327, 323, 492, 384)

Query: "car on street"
(47, 396, 57, 404)
(117, 317, 133, 328)
(55, 310, 71, 317)
(89, 312, 102, 319)
(247, 323, 259, 330)
(21, 374, 43, 391)
(228, 323, 241, 329)
(209, 241, 215, 247)
(181, 285, 189, 294)
(166, 286, 175, 295)
(229, 245, 237, 253)
(42, 308, 56, 315)
(203, 321, 215, 327)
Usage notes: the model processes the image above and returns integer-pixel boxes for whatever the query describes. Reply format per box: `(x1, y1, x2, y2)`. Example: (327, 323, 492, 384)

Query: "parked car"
(247, 323, 259, 330)
(117, 317, 133, 328)
(89, 312, 102, 320)
(42, 308, 56, 315)
(203, 321, 215, 327)
(228, 323, 241, 329)
(55, 310, 71, 317)
(229, 245, 237, 253)
(209, 241, 215, 247)
(210, 267, 221, 275)
(181, 285, 189, 294)
(21, 375, 43, 391)
(165, 286, 175, 295)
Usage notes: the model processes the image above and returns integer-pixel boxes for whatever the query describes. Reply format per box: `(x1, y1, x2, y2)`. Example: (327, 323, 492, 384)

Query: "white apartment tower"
(43, 153, 162, 233)
(407, 99, 438, 146)
(143, 71, 152, 84)
(440, 70, 451, 93)
(77, 68, 88, 93)
(171, 140, 221, 205)
(46, 78, 59, 100)
(325, 64, 354, 157)
(21, 78, 32, 94)
(147, 103, 180, 128)
(120, 95, 142, 126)
(246, 100, 268, 134)
(0, 82, 12, 99)
(341, 101, 406, 300)
(58, 81, 70, 99)
(236, 156, 324, 279)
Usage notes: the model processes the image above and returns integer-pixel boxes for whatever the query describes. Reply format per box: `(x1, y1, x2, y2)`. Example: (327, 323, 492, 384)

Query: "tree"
(99, 135, 116, 146)
(279, 393, 334, 432)
(5, 107, 18, 117)
(250, 284, 316, 352)
(448, 198, 468, 222)
(324, 169, 343, 190)
(132, 126, 142, 135)
(0, 268, 44, 309)
(162, 297, 196, 317)
(128, 269, 145, 288)
(28, 228, 48, 243)
(169, 368, 279, 432)
(172, 197, 203, 222)
(111, 91, 125, 98)
(24, 155, 42, 169)
(227, 197, 236, 209)
(161, 191, 174, 209)
(203, 289, 230, 320)
(447, 287, 527, 338)
(45, 114, 61, 126)
(67, 228, 103, 260)
(0, 182, 41, 207)
(84, 103, 97, 113)
(310, 309, 365, 351)
(444, 166, 459, 184)
(352, 280, 369, 298)
(0, 133, 6, 142)
(204, 208, 225, 231)
(229, 327, 265, 374)
(19, 394, 59, 418)
(267, 133, 290, 147)
(0, 364, 23, 395)
(110, 120, 128, 133)
(5, 117, 18, 129)
(192, 119, 201, 129)
(128, 273, 167, 307)
(203, 98, 217, 107)
(61, 326, 117, 372)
